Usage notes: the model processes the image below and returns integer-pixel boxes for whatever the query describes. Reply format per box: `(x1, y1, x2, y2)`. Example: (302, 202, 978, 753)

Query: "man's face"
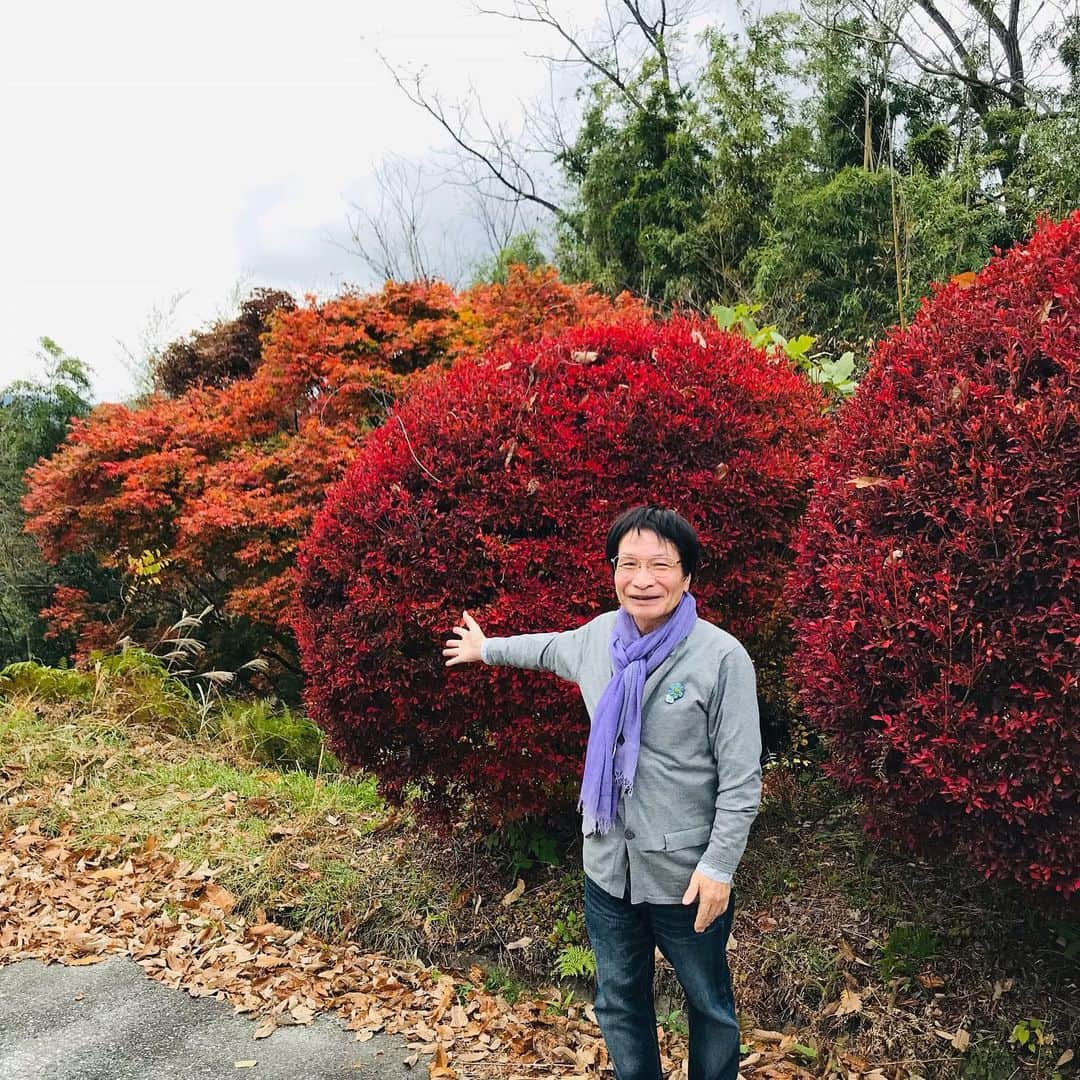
(613, 528, 691, 634)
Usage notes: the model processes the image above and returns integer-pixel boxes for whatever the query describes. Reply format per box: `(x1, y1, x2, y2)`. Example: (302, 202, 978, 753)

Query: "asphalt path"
(0, 958, 417, 1080)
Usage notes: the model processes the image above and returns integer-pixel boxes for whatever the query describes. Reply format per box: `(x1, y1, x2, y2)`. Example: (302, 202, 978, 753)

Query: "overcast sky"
(2, 0, 731, 403)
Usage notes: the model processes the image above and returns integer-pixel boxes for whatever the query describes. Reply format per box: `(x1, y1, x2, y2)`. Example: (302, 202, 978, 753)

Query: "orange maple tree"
(23, 270, 647, 681)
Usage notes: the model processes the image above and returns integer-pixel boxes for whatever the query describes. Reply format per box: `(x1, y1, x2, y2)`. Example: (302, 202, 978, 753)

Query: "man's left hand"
(681, 871, 731, 933)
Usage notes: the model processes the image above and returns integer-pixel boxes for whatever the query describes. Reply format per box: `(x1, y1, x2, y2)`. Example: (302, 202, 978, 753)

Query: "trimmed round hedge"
(789, 213, 1080, 897)
(292, 316, 828, 825)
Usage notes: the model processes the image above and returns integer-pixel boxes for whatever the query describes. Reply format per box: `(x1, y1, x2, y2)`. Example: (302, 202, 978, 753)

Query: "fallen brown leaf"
(428, 1041, 456, 1078)
(202, 882, 237, 914)
(835, 988, 862, 1017)
(752, 1029, 786, 1044)
(290, 1004, 315, 1024)
(501, 878, 525, 906)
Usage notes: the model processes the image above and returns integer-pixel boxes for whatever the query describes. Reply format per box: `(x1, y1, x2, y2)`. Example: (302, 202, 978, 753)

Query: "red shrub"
(293, 317, 828, 824)
(788, 213, 1080, 898)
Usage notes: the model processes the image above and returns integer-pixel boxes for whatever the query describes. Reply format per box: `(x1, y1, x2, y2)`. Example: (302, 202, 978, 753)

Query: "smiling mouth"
(628, 595, 661, 601)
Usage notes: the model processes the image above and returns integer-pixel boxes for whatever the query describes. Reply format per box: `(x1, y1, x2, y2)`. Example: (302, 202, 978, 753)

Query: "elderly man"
(444, 506, 762, 1080)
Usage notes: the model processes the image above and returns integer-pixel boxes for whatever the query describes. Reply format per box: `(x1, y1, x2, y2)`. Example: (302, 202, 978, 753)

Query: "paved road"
(0, 958, 416, 1080)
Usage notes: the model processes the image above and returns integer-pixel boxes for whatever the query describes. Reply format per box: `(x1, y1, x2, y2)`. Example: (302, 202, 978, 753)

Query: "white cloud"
(1, 0, 729, 402)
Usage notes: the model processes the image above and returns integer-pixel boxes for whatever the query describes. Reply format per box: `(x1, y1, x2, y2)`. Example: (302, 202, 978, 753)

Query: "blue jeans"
(584, 875, 740, 1080)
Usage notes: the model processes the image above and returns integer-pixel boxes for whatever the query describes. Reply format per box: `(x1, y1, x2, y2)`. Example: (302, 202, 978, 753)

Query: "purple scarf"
(579, 592, 698, 835)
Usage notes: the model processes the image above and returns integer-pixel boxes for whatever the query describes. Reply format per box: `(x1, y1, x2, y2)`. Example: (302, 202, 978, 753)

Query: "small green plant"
(879, 923, 939, 982)
(147, 606, 270, 730)
(543, 986, 578, 1015)
(554, 944, 596, 980)
(763, 716, 822, 776)
(1010, 1017, 1052, 1053)
(959, 1036, 1025, 1080)
(711, 302, 857, 400)
(217, 697, 330, 773)
(806, 351, 857, 393)
(485, 820, 562, 877)
(92, 646, 199, 729)
(123, 547, 171, 603)
(482, 965, 525, 1003)
(659, 1007, 689, 1036)
(787, 1042, 818, 1062)
(1049, 919, 1080, 961)
(549, 908, 587, 948)
(102, 606, 272, 738)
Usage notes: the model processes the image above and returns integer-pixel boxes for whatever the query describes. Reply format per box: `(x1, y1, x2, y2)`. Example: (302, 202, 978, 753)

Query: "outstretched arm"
(444, 610, 599, 682)
(443, 610, 487, 666)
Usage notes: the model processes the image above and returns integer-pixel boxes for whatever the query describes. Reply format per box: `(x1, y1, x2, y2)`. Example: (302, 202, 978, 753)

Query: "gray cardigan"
(482, 611, 762, 904)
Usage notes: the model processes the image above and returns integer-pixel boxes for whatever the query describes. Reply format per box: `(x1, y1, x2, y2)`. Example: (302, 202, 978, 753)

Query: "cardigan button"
(624, 830, 636, 840)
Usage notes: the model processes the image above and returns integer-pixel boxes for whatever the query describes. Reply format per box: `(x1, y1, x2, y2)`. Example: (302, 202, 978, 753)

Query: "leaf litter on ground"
(1, 818, 840, 1079)
(10, 703, 1067, 1078)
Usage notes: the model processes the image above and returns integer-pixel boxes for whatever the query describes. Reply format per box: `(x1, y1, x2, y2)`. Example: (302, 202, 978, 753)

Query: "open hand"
(443, 610, 487, 666)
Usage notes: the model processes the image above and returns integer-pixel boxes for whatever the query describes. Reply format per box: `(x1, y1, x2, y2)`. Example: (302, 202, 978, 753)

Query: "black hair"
(605, 506, 700, 579)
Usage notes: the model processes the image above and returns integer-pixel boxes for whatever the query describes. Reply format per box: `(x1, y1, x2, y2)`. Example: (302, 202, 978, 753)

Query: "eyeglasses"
(610, 557, 683, 576)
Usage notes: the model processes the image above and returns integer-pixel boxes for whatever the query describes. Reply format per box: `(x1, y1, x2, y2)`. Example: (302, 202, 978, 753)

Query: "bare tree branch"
(477, 0, 646, 109)
(367, 0, 703, 268)
(915, 0, 980, 76)
(379, 52, 568, 222)
(620, 0, 671, 86)
(807, 3, 1029, 109)
(964, 0, 1026, 96)
(347, 155, 438, 283)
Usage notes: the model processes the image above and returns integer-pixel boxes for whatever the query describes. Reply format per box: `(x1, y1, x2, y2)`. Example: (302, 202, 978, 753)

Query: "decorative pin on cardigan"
(664, 682, 686, 704)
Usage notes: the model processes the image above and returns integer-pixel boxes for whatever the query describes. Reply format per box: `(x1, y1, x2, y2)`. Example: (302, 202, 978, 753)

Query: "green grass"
(0, 691, 386, 940)
(270, 858, 366, 939)
(193, 697, 334, 773)
(0, 681, 495, 967)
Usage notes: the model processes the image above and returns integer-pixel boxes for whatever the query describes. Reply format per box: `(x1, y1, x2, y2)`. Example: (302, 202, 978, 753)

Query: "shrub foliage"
(152, 288, 297, 397)
(788, 212, 1080, 897)
(293, 317, 828, 824)
(22, 271, 638, 679)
